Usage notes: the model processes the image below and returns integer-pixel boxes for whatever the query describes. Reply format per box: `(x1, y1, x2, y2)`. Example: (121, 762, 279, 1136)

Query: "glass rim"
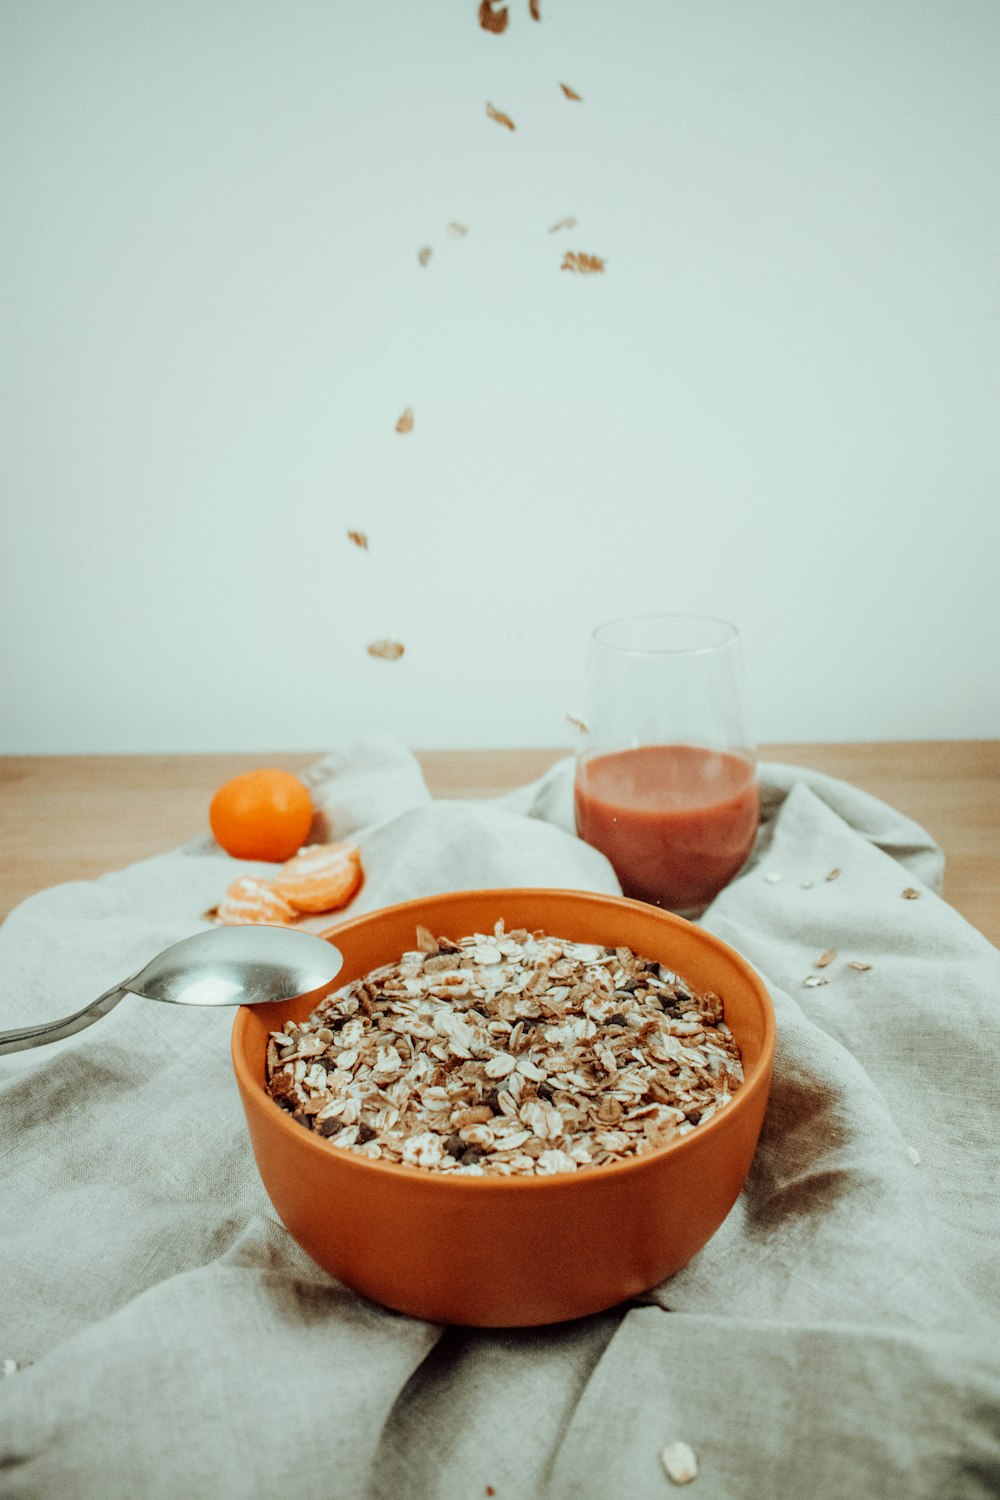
(591, 613, 741, 658)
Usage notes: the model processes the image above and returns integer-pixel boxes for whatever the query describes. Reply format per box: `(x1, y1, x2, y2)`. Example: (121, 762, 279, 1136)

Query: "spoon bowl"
(0, 926, 344, 1054)
(128, 927, 344, 1009)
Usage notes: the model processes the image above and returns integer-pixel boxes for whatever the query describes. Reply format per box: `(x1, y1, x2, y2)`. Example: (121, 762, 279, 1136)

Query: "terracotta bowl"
(231, 888, 775, 1327)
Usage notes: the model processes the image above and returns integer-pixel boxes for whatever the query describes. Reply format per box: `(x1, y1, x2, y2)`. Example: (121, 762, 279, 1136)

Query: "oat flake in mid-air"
(448, 222, 469, 237)
(561, 251, 606, 274)
(417, 246, 432, 267)
(367, 639, 405, 662)
(565, 712, 589, 735)
(815, 947, 836, 968)
(902, 887, 921, 900)
(560, 82, 583, 100)
(549, 215, 577, 233)
(803, 975, 828, 988)
(486, 101, 516, 131)
(478, 0, 508, 33)
(346, 530, 369, 551)
(395, 407, 414, 434)
(847, 960, 872, 972)
(763, 872, 783, 884)
(660, 1442, 698, 1485)
(826, 867, 842, 882)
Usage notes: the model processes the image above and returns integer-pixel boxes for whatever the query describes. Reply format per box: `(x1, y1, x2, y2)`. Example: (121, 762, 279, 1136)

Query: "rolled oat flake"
(660, 1441, 699, 1485)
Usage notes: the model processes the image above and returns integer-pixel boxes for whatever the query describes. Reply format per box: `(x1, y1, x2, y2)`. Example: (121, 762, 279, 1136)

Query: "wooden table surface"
(1, 741, 997, 947)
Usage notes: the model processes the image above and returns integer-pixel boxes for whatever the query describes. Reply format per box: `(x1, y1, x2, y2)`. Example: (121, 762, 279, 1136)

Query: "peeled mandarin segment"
(270, 842, 363, 914)
(217, 877, 298, 927)
(275, 843, 358, 881)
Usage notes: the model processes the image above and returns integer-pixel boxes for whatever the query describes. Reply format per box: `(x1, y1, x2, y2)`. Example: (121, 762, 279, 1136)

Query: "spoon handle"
(0, 984, 129, 1055)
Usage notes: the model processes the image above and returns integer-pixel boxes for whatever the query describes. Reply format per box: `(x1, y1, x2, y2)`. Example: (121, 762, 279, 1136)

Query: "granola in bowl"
(265, 921, 744, 1177)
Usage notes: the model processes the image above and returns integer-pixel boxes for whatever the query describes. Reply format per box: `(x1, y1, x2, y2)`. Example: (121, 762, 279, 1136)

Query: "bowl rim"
(231, 886, 776, 1193)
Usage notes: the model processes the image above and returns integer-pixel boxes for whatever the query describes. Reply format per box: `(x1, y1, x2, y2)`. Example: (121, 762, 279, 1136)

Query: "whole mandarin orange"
(209, 769, 314, 862)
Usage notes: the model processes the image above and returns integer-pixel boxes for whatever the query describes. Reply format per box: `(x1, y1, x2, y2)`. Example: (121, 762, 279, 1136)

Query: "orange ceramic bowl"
(231, 888, 775, 1327)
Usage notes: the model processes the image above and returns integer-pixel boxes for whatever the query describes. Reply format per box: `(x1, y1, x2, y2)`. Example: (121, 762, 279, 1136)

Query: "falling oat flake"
(347, 530, 369, 551)
(415, 925, 438, 955)
(530, 0, 541, 18)
(803, 975, 828, 988)
(902, 887, 921, 900)
(395, 407, 414, 434)
(367, 638, 405, 662)
(565, 712, 590, 735)
(561, 251, 606, 274)
(847, 960, 872, 972)
(478, 0, 508, 33)
(486, 101, 516, 131)
(448, 222, 469, 237)
(826, 867, 841, 882)
(560, 83, 583, 101)
(906, 1145, 921, 1165)
(417, 246, 432, 266)
(763, 872, 783, 884)
(549, 215, 577, 233)
(815, 947, 836, 968)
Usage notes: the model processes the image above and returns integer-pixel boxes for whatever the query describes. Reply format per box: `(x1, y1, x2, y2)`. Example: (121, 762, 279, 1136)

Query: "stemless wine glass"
(573, 615, 760, 919)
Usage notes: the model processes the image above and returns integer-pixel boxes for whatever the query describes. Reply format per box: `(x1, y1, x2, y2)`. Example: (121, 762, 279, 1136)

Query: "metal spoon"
(0, 926, 344, 1055)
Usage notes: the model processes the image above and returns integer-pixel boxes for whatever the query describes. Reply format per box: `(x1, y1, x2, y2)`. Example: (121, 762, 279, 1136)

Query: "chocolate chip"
(607, 1012, 627, 1027)
(275, 1096, 296, 1113)
(292, 1109, 312, 1129)
(460, 1145, 484, 1166)
(684, 1108, 702, 1125)
(445, 1133, 466, 1158)
(537, 1080, 556, 1101)
(316, 1116, 344, 1137)
(483, 1089, 503, 1114)
(356, 1122, 377, 1145)
(519, 1016, 544, 1029)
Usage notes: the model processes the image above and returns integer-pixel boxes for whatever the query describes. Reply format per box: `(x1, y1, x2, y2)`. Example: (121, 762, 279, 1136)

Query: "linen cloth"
(1, 736, 998, 1499)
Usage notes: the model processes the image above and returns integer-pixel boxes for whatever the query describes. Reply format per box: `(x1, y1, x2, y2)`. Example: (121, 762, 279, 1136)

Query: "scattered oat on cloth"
(2, 735, 999, 1499)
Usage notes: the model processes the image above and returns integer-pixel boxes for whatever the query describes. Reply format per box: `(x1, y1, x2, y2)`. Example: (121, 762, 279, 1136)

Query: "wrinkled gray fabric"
(2, 736, 998, 1498)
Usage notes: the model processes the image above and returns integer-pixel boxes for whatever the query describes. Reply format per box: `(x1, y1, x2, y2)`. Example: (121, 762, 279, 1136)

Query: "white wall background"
(2, 0, 998, 753)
